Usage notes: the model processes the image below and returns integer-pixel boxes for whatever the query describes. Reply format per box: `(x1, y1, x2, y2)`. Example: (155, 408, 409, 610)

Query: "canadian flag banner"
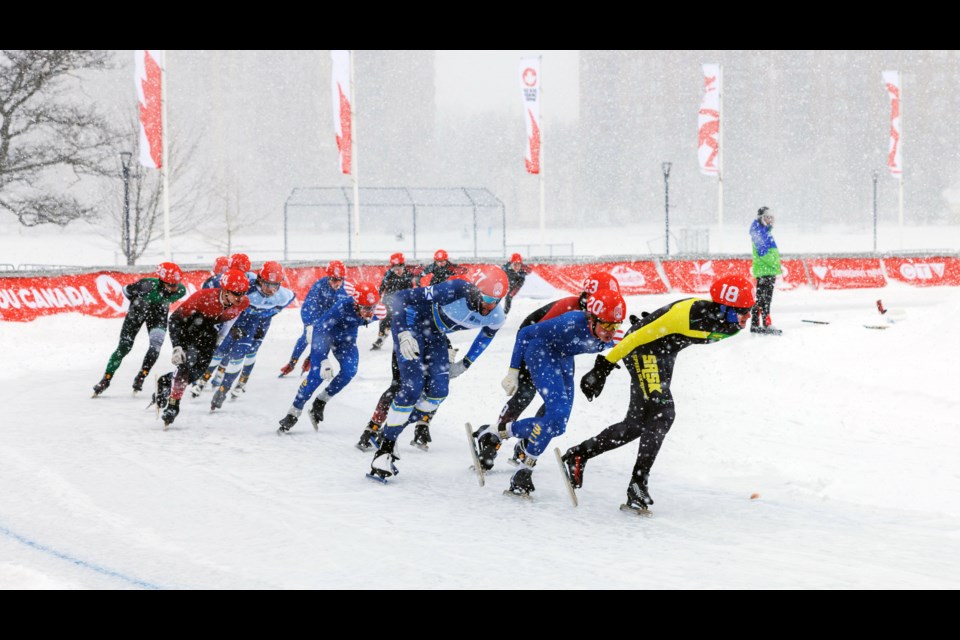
(331, 50, 352, 175)
(882, 70, 902, 178)
(135, 50, 163, 169)
(698, 63, 721, 176)
(519, 57, 541, 174)
(806, 258, 886, 290)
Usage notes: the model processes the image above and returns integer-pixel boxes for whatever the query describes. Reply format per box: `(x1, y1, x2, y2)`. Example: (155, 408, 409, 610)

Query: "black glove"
(628, 311, 650, 325)
(230, 326, 246, 339)
(580, 354, 620, 401)
(254, 327, 266, 340)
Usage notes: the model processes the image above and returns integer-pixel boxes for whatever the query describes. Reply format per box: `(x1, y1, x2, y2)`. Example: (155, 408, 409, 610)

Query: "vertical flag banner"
(519, 57, 541, 174)
(331, 50, 352, 175)
(135, 50, 163, 169)
(698, 63, 721, 176)
(882, 70, 902, 178)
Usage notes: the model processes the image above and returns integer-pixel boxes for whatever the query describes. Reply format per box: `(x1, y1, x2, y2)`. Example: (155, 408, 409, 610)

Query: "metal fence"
(283, 187, 506, 261)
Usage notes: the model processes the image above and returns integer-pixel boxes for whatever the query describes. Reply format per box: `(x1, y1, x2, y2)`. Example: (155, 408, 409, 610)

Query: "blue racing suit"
(287, 277, 351, 364)
(381, 279, 505, 442)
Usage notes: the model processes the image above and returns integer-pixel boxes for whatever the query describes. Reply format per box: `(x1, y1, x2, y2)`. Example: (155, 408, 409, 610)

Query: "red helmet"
(469, 265, 509, 300)
(352, 282, 380, 319)
(434, 249, 448, 262)
(212, 256, 229, 276)
(327, 260, 346, 278)
(220, 269, 249, 295)
(582, 271, 620, 295)
(390, 252, 405, 266)
(157, 262, 182, 285)
(710, 275, 755, 310)
(586, 289, 626, 324)
(259, 261, 284, 285)
(510, 253, 523, 263)
(229, 253, 251, 274)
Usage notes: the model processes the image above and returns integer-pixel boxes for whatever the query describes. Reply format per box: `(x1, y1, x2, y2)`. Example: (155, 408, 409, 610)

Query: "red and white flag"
(697, 63, 720, 176)
(135, 50, 163, 169)
(882, 70, 902, 178)
(519, 57, 541, 174)
(331, 50, 352, 175)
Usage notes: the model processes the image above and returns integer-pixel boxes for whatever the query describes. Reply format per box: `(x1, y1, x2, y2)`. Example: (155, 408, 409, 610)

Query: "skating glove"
(501, 368, 520, 396)
(320, 359, 335, 381)
(304, 325, 313, 345)
(230, 326, 245, 339)
(398, 331, 419, 360)
(171, 346, 186, 365)
(254, 326, 266, 340)
(449, 359, 467, 379)
(580, 354, 620, 401)
(448, 347, 459, 362)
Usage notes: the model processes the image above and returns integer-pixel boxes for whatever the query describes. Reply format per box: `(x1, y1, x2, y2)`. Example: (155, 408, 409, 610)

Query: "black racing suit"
(103, 278, 186, 377)
(570, 298, 741, 490)
(376, 266, 421, 340)
(501, 263, 529, 314)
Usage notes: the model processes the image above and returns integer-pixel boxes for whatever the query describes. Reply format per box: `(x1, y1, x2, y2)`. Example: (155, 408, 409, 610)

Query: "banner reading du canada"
(531, 262, 668, 295)
(806, 258, 885, 289)
(0, 271, 206, 322)
(882, 257, 960, 287)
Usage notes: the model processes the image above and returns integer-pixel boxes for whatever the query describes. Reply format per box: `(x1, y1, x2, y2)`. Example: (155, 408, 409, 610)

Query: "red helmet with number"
(582, 271, 620, 295)
(352, 282, 380, 320)
(390, 252, 405, 266)
(434, 249, 448, 262)
(510, 253, 523, 264)
(229, 253, 251, 274)
(469, 264, 509, 300)
(157, 262, 182, 285)
(258, 261, 284, 285)
(586, 288, 626, 324)
(327, 260, 346, 278)
(220, 269, 249, 295)
(710, 275, 755, 310)
(212, 256, 229, 276)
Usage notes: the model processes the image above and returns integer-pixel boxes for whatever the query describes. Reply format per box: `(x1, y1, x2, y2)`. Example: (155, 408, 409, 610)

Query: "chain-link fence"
(283, 187, 506, 261)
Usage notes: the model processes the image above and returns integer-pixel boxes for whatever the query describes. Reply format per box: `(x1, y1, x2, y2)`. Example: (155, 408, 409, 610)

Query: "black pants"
(170, 326, 219, 400)
(752, 276, 776, 329)
(105, 305, 167, 376)
(573, 393, 676, 484)
(369, 351, 402, 426)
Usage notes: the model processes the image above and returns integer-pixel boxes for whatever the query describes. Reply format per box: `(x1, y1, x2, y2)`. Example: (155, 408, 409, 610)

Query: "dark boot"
(277, 408, 301, 435)
(561, 448, 588, 489)
(356, 421, 381, 450)
(308, 398, 326, 430)
(474, 425, 501, 471)
(132, 369, 148, 393)
(507, 462, 536, 496)
(92, 373, 112, 396)
(626, 472, 654, 508)
(162, 398, 180, 429)
(152, 373, 173, 409)
(410, 416, 433, 450)
(369, 438, 399, 480)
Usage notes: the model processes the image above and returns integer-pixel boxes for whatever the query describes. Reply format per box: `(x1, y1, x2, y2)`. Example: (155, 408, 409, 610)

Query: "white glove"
(449, 359, 467, 379)
(448, 347, 459, 363)
(304, 324, 313, 346)
(171, 346, 186, 365)
(320, 359, 335, 381)
(398, 330, 420, 360)
(501, 368, 520, 396)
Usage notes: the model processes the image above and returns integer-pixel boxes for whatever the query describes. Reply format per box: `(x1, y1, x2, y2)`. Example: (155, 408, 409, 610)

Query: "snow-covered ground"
(1, 276, 958, 589)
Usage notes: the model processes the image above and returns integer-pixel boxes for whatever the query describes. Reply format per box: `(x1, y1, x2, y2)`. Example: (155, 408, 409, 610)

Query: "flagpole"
(898, 71, 904, 248)
(350, 50, 361, 256)
(716, 63, 724, 253)
(161, 50, 170, 261)
(539, 57, 545, 257)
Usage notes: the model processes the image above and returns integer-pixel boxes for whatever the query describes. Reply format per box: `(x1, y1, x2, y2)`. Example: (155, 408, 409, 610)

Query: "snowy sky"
(2, 239, 959, 588)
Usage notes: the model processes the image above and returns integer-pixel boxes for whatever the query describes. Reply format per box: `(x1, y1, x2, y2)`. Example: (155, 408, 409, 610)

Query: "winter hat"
(757, 206, 770, 217)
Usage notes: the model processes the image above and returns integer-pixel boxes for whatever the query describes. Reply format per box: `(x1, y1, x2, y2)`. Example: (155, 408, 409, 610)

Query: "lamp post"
(120, 152, 133, 265)
(662, 162, 672, 256)
(871, 169, 879, 253)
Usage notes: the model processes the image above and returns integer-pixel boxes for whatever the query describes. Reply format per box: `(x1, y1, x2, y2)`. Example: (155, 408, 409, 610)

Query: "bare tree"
(192, 174, 261, 257)
(103, 119, 211, 265)
(0, 50, 117, 226)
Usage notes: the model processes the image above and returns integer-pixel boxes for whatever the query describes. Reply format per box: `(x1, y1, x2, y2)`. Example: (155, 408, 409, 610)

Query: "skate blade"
(619, 504, 652, 517)
(366, 472, 390, 485)
(464, 423, 485, 487)
(502, 490, 533, 501)
(410, 440, 429, 452)
(554, 447, 579, 507)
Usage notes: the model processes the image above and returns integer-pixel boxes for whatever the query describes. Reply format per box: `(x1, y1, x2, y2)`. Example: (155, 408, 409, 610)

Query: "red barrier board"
(661, 258, 809, 292)
(531, 262, 668, 295)
(882, 257, 960, 287)
(806, 258, 886, 289)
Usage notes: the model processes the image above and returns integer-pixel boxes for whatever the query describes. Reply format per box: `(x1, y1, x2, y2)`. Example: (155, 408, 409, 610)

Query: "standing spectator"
(370, 252, 421, 351)
(279, 260, 349, 377)
(150, 270, 250, 429)
(501, 253, 529, 314)
(749, 206, 782, 335)
(201, 256, 229, 289)
(92, 262, 187, 396)
(420, 249, 467, 286)
(562, 275, 754, 513)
